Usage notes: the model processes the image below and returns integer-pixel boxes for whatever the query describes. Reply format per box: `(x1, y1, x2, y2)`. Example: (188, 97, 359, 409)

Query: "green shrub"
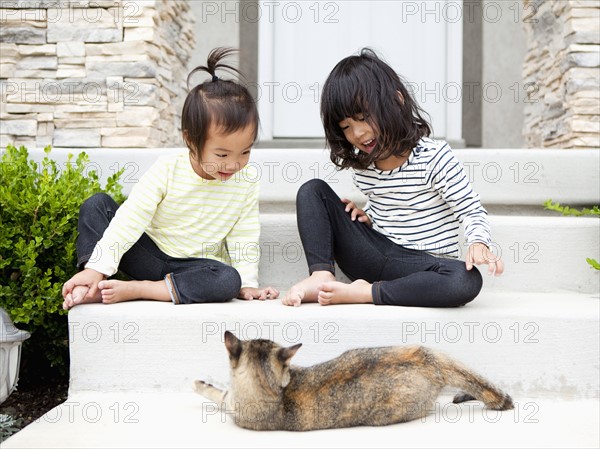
(0, 145, 125, 377)
(544, 200, 600, 271)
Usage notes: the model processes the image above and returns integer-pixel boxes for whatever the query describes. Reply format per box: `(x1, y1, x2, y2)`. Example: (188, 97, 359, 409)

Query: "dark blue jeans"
(296, 179, 482, 307)
(76, 193, 241, 304)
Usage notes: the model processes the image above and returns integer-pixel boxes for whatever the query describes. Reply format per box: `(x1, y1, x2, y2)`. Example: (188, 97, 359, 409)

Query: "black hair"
(182, 47, 259, 158)
(321, 48, 432, 170)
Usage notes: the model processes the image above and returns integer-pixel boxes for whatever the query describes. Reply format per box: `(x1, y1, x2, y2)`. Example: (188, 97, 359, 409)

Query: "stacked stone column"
(0, 0, 195, 148)
(522, 0, 600, 149)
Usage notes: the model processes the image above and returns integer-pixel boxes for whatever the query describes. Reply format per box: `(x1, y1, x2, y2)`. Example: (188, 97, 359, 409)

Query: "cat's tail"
(434, 351, 514, 411)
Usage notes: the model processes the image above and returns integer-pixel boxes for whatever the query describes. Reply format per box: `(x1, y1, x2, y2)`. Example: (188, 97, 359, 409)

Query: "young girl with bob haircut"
(284, 48, 503, 308)
(63, 48, 279, 308)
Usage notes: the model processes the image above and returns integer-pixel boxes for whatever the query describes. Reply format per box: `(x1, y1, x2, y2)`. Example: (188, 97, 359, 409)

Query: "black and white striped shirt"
(353, 138, 491, 258)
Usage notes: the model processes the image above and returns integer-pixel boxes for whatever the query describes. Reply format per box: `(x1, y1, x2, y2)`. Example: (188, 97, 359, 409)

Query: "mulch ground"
(0, 376, 69, 440)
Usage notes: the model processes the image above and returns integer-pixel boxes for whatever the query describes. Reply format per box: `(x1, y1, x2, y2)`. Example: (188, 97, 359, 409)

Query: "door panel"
(262, 1, 461, 139)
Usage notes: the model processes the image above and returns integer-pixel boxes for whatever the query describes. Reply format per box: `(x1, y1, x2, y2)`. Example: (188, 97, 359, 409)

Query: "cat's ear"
(278, 344, 301, 388)
(224, 331, 242, 361)
(277, 343, 302, 366)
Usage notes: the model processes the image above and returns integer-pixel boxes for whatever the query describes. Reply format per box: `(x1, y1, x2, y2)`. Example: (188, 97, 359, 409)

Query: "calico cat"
(193, 331, 513, 431)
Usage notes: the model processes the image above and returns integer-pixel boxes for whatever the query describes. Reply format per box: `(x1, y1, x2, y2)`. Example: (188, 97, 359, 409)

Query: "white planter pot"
(0, 308, 31, 404)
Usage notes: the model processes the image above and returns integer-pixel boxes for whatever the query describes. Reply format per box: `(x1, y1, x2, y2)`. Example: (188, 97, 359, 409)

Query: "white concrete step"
(259, 213, 600, 294)
(21, 146, 600, 294)
(19, 146, 600, 293)
(66, 292, 599, 400)
(20, 147, 600, 206)
(3, 392, 598, 448)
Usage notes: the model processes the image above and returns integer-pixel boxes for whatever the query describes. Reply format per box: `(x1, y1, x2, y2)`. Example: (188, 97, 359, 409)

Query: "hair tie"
(212, 75, 219, 82)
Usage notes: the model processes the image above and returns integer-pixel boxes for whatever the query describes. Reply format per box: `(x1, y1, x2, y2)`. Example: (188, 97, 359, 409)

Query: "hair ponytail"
(182, 48, 258, 158)
(187, 47, 244, 89)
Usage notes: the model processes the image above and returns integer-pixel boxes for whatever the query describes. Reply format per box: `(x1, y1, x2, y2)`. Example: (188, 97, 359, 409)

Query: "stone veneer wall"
(0, 0, 194, 148)
(522, 0, 600, 149)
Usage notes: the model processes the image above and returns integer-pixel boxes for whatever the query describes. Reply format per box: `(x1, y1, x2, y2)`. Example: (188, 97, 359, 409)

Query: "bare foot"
(62, 285, 102, 310)
(317, 280, 373, 305)
(98, 279, 170, 304)
(282, 271, 336, 307)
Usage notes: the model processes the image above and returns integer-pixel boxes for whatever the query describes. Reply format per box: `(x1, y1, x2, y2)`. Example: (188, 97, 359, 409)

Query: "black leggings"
(296, 179, 482, 307)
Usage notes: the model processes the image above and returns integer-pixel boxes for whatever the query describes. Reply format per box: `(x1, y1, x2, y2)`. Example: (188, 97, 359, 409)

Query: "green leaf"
(586, 258, 600, 270)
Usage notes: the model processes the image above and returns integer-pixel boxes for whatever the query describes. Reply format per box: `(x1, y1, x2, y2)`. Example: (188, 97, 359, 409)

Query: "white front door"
(258, 0, 463, 141)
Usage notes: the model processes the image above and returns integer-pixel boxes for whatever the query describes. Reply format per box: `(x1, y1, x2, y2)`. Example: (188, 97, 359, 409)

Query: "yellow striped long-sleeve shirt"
(85, 152, 260, 288)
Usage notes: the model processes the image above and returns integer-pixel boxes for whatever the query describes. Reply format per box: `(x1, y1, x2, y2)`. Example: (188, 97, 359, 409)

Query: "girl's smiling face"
(338, 114, 378, 154)
(188, 123, 255, 181)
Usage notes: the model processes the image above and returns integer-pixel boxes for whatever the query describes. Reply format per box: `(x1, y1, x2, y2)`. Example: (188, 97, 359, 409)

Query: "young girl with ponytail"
(62, 48, 279, 308)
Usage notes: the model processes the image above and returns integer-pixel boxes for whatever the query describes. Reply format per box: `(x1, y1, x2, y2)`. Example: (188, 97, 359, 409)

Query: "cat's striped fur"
(193, 331, 513, 431)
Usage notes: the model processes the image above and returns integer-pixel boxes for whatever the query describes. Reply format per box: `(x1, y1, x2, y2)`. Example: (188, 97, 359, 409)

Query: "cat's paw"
(193, 379, 211, 394)
(453, 392, 476, 404)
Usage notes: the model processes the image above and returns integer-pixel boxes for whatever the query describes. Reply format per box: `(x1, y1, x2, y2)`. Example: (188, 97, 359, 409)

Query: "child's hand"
(341, 198, 372, 226)
(466, 243, 504, 276)
(282, 289, 303, 307)
(62, 268, 105, 309)
(238, 286, 280, 301)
